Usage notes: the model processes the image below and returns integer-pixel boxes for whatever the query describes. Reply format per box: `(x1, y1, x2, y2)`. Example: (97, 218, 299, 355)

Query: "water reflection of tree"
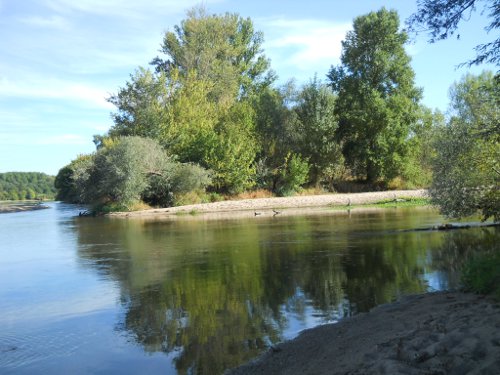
(74, 212, 496, 374)
(430, 227, 500, 288)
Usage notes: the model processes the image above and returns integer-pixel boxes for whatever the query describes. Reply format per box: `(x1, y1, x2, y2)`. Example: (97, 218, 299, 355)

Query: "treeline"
(0, 172, 56, 200)
(55, 6, 498, 216)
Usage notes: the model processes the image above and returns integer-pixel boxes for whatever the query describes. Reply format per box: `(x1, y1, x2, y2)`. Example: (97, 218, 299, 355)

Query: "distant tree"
(0, 172, 56, 200)
(406, 0, 500, 66)
(430, 71, 500, 220)
(294, 77, 344, 187)
(328, 8, 422, 183)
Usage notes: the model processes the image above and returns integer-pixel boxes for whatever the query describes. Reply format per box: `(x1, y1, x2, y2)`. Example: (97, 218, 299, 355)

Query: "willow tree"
(430, 71, 500, 221)
(328, 8, 422, 183)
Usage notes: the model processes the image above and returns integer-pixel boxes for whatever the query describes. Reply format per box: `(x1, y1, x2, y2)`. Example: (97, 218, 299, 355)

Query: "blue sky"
(0, 0, 496, 175)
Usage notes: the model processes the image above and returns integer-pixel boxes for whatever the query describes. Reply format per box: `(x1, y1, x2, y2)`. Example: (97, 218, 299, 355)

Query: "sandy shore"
(227, 291, 500, 375)
(0, 202, 49, 214)
(109, 189, 427, 219)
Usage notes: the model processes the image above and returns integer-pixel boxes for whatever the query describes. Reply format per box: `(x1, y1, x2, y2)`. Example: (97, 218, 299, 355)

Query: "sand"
(109, 189, 427, 219)
(0, 202, 49, 214)
(227, 291, 500, 375)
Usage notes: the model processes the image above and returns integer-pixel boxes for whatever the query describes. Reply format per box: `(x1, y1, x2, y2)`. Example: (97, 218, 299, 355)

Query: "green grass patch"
(174, 209, 199, 216)
(462, 252, 500, 299)
(332, 196, 431, 210)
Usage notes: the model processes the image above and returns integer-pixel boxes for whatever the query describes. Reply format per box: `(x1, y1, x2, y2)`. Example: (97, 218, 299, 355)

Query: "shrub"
(276, 153, 309, 196)
(462, 252, 500, 299)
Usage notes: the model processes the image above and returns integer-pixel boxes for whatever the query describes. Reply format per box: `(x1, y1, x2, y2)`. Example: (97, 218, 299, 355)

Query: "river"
(0, 202, 498, 374)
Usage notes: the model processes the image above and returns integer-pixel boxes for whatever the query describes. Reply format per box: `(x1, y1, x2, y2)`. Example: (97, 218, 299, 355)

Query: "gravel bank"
(109, 189, 427, 219)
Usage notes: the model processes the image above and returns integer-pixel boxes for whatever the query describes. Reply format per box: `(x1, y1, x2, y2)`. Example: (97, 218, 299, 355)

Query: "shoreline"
(0, 201, 50, 214)
(109, 189, 428, 219)
(227, 291, 500, 374)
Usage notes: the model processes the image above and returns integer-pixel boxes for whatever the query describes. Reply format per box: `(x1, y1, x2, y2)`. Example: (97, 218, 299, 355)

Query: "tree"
(406, 0, 500, 66)
(430, 71, 500, 221)
(107, 8, 274, 194)
(403, 106, 445, 187)
(0, 172, 56, 200)
(328, 8, 422, 183)
(252, 82, 307, 193)
(107, 68, 172, 140)
(151, 6, 275, 102)
(85, 137, 179, 209)
(294, 77, 344, 187)
(55, 155, 95, 203)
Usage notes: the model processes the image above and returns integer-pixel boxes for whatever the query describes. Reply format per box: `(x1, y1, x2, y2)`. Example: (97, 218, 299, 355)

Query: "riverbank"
(0, 201, 49, 214)
(228, 291, 500, 375)
(109, 189, 428, 219)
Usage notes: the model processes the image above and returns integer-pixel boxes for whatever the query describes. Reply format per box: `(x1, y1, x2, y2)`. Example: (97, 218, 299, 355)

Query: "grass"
(461, 252, 500, 299)
(331, 196, 432, 211)
(175, 209, 199, 216)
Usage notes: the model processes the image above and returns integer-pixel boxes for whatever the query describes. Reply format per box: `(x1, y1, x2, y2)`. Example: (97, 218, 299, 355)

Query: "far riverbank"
(109, 189, 428, 219)
(0, 201, 50, 214)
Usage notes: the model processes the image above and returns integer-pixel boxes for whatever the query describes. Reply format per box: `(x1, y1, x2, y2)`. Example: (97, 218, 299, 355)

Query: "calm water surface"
(1, 202, 498, 374)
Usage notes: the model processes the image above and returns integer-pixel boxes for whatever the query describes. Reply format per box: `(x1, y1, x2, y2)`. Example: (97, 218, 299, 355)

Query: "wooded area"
(0, 172, 56, 200)
(54, 5, 499, 220)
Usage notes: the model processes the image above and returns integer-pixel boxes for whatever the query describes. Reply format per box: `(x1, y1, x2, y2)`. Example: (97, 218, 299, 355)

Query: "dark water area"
(0, 203, 498, 374)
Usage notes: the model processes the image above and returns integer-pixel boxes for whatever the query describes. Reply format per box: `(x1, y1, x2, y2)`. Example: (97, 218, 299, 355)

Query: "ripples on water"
(0, 203, 498, 374)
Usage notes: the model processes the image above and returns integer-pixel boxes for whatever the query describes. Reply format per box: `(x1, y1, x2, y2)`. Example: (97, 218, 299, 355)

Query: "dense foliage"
(328, 8, 422, 183)
(56, 6, 464, 211)
(0, 172, 56, 200)
(430, 71, 500, 221)
(55, 137, 211, 210)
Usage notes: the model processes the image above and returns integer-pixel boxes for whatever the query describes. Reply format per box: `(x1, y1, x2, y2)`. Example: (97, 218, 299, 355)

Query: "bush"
(276, 153, 309, 196)
(462, 252, 500, 299)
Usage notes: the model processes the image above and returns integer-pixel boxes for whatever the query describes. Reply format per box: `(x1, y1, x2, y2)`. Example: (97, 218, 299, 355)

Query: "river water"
(0, 202, 498, 374)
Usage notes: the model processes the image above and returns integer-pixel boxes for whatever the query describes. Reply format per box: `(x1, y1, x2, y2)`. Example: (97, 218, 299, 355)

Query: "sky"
(0, 0, 496, 175)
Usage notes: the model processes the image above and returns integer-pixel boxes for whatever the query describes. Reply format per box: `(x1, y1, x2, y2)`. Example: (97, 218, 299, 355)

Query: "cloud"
(0, 77, 113, 109)
(44, 0, 219, 19)
(37, 134, 89, 145)
(0, 133, 89, 146)
(261, 17, 351, 73)
(19, 14, 70, 29)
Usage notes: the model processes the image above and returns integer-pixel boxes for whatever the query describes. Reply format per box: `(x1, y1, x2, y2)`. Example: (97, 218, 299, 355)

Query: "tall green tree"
(328, 8, 422, 183)
(252, 82, 308, 193)
(403, 106, 445, 187)
(430, 71, 500, 221)
(294, 77, 343, 187)
(151, 6, 275, 102)
(107, 8, 272, 194)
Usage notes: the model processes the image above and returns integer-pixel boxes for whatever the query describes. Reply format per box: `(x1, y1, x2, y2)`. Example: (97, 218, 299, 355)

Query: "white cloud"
(0, 77, 113, 109)
(37, 134, 89, 145)
(261, 18, 351, 73)
(0, 133, 89, 146)
(44, 0, 219, 19)
(19, 14, 70, 30)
